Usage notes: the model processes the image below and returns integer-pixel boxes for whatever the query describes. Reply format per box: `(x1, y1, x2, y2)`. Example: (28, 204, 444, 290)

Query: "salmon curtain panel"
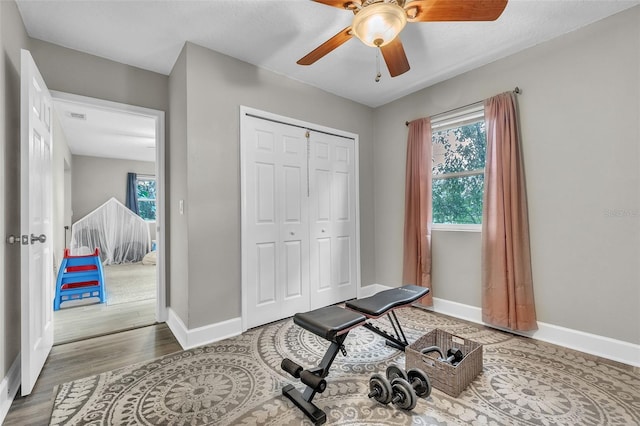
(402, 117, 433, 306)
(482, 92, 537, 331)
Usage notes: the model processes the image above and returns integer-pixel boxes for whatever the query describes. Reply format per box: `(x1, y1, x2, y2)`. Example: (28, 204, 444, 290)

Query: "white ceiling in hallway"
(53, 98, 156, 163)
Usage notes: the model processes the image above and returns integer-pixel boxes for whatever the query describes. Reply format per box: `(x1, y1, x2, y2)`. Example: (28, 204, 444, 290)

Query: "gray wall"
(169, 42, 375, 329)
(29, 39, 169, 112)
(0, 12, 169, 394)
(0, 0, 29, 386)
(373, 7, 640, 344)
(168, 47, 189, 322)
(71, 155, 155, 222)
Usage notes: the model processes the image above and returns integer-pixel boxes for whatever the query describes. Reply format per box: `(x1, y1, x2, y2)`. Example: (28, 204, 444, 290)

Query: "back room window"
(136, 175, 157, 221)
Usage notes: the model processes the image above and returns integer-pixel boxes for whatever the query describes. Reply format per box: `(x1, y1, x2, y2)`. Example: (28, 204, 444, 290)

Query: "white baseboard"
(166, 308, 243, 350)
(358, 283, 389, 298)
(430, 297, 640, 368)
(0, 356, 21, 425)
(167, 287, 639, 367)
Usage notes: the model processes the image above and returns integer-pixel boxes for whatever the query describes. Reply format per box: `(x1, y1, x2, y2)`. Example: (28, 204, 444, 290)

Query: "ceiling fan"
(297, 0, 508, 78)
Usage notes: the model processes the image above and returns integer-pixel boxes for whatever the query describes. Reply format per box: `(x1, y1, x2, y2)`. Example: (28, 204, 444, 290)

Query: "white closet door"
(308, 131, 358, 309)
(242, 116, 309, 329)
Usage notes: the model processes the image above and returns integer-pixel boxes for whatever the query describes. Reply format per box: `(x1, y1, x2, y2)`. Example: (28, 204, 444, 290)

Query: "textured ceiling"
(17, 0, 639, 108)
(16, 0, 639, 161)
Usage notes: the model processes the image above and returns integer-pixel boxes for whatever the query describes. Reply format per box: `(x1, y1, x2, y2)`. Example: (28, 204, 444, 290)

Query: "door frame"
(50, 91, 167, 322)
(239, 105, 361, 332)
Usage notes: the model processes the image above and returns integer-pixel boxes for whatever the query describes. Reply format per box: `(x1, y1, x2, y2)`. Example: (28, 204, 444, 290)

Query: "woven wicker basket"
(406, 329, 483, 397)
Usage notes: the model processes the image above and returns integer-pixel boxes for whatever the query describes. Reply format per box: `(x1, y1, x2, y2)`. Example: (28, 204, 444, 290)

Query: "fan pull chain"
(375, 50, 381, 83)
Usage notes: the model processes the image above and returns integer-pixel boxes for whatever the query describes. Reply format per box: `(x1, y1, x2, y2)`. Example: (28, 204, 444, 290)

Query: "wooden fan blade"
(297, 27, 353, 65)
(406, 0, 508, 22)
(380, 37, 410, 77)
(312, 0, 362, 10)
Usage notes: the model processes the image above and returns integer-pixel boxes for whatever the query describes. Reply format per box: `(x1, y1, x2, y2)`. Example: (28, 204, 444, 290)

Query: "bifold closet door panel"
(308, 132, 358, 309)
(243, 117, 310, 329)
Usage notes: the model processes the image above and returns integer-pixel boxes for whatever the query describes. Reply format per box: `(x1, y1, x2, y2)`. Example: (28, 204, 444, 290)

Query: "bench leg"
(282, 384, 327, 425)
(282, 334, 347, 425)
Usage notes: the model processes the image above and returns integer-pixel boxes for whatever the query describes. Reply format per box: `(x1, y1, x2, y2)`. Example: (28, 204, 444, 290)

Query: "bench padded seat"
(345, 285, 429, 317)
(294, 305, 366, 341)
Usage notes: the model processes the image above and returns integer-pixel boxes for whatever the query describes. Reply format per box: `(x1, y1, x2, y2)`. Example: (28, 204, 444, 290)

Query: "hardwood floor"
(54, 262, 157, 344)
(54, 298, 156, 344)
(4, 324, 181, 426)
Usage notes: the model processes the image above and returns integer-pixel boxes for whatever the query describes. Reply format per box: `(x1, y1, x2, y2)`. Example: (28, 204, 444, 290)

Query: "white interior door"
(242, 115, 310, 329)
(20, 49, 54, 396)
(309, 131, 358, 309)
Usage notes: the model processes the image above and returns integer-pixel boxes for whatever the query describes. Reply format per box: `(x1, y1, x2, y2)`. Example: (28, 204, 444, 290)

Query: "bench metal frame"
(282, 332, 350, 425)
(282, 285, 428, 425)
(361, 309, 409, 351)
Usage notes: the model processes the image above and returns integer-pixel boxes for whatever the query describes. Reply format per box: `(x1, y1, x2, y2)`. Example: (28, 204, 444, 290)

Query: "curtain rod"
(405, 87, 521, 126)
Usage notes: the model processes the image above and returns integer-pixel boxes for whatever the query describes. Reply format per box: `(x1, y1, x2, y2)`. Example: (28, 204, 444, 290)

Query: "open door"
(20, 49, 54, 396)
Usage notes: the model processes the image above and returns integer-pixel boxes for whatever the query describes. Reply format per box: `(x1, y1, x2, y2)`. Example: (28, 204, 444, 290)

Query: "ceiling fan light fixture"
(352, 2, 407, 47)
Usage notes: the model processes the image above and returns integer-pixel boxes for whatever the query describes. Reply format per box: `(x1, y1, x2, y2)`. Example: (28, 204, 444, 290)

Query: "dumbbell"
(368, 373, 393, 404)
(444, 348, 464, 365)
(421, 346, 465, 366)
(386, 364, 431, 398)
(368, 373, 417, 411)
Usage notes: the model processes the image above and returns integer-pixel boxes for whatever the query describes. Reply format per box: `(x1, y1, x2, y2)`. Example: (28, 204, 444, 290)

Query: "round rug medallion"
(256, 318, 400, 378)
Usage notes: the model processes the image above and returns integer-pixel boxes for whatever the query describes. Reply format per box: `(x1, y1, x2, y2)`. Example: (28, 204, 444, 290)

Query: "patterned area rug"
(50, 308, 640, 425)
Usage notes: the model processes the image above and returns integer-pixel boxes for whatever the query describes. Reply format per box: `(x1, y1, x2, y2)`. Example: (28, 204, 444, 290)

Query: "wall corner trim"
(0, 356, 21, 424)
(166, 308, 243, 350)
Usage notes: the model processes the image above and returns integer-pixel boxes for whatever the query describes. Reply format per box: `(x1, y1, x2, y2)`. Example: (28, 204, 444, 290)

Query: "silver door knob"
(30, 234, 46, 244)
(6, 235, 19, 244)
(321, 229, 326, 233)
(290, 231, 295, 236)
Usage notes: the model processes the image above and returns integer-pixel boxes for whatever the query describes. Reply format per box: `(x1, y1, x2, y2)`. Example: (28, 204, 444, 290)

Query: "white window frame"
(431, 103, 485, 232)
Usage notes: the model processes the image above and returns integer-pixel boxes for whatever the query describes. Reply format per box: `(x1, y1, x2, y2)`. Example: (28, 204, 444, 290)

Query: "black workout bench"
(281, 285, 429, 425)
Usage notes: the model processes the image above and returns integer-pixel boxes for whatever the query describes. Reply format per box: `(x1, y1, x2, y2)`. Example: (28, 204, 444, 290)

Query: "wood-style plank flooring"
(4, 324, 181, 426)
(54, 298, 156, 344)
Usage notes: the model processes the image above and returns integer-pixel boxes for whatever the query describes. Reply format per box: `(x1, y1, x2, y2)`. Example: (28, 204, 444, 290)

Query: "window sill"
(432, 223, 482, 232)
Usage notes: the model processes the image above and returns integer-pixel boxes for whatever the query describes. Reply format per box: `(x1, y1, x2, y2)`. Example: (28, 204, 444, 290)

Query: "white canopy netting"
(70, 197, 151, 265)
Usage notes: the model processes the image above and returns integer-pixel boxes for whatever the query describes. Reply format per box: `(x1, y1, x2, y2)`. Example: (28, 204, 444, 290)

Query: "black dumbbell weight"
(389, 378, 417, 411)
(368, 373, 393, 405)
(445, 347, 464, 366)
(386, 364, 408, 382)
(421, 346, 464, 366)
(407, 368, 431, 398)
(388, 364, 431, 398)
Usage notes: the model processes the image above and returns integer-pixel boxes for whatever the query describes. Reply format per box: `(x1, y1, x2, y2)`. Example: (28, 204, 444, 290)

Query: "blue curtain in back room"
(126, 172, 140, 215)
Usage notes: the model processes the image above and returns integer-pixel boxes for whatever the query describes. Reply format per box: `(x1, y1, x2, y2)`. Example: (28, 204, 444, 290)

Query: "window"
(432, 104, 486, 227)
(136, 176, 156, 221)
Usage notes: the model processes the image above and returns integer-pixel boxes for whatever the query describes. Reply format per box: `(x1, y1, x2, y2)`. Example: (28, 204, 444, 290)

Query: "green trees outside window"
(432, 120, 486, 225)
(137, 178, 156, 221)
